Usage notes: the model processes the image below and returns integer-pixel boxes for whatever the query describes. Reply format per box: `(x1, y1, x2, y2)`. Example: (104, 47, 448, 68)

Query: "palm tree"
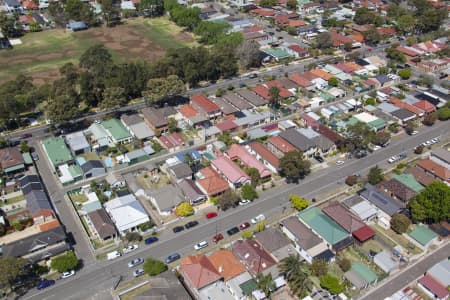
(256, 273, 275, 296)
(279, 254, 310, 296)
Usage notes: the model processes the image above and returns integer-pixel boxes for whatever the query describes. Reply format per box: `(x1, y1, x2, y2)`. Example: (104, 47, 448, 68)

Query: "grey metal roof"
(236, 89, 266, 107)
(223, 93, 253, 110)
(25, 190, 51, 213)
(279, 128, 316, 152)
(431, 148, 450, 165)
(65, 131, 90, 152)
(150, 185, 184, 211)
(125, 149, 148, 161)
(81, 160, 104, 173)
(359, 184, 403, 216)
(377, 102, 400, 114)
(5, 0, 20, 7)
(212, 97, 239, 115)
(177, 179, 206, 203)
(169, 162, 193, 179)
(22, 182, 44, 195)
(428, 259, 450, 286)
(280, 216, 323, 250)
(374, 251, 398, 273)
(391, 108, 415, 121)
(254, 227, 290, 253)
(120, 114, 143, 126)
(19, 175, 40, 188)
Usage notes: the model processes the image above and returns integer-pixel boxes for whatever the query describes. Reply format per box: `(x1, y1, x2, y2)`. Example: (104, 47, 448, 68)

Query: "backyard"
(0, 17, 196, 84)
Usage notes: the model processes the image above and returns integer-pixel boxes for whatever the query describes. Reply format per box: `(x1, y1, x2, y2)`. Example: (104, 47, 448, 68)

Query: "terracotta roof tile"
(191, 94, 220, 113)
(180, 254, 222, 289)
(417, 158, 450, 181)
(267, 136, 296, 153)
(249, 142, 279, 169)
(208, 250, 246, 281)
(178, 104, 198, 118)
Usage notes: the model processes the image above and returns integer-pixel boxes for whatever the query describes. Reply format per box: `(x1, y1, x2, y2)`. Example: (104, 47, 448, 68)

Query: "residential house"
(178, 104, 208, 127)
(105, 172, 126, 189)
(211, 156, 251, 189)
(100, 119, 133, 144)
(428, 259, 450, 288)
(222, 93, 253, 111)
(345, 262, 378, 290)
(279, 128, 316, 156)
(248, 142, 279, 173)
(65, 132, 90, 156)
(211, 98, 239, 117)
(41, 137, 74, 170)
(178, 179, 206, 205)
(0, 147, 25, 175)
(5, 0, 22, 13)
(81, 160, 105, 179)
(418, 274, 450, 300)
(431, 148, 450, 166)
(342, 195, 378, 222)
(405, 166, 436, 187)
(120, 114, 154, 141)
(149, 184, 184, 215)
(232, 239, 278, 277)
(373, 251, 399, 273)
(104, 192, 150, 235)
(236, 89, 267, 107)
(254, 227, 295, 262)
(284, 44, 309, 58)
(180, 254, 222, 297)
(195, 166, 230, 197)
(266, 135, 296, 158)
(25, 190, 55, 225)
(208, 249, 246, 281)
(226, 144, 272, 179)
(168, 162, 193, 182)
(416, 158, 450, 182)
(191, 94, 221, 119)
(141, 107, 169, 133)
(123, 149, 150, 165)
(376, 178, 418, 203)
(87, 208, 117, 241)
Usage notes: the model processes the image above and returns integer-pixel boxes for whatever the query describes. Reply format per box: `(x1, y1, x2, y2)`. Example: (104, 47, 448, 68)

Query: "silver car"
(128, 258, 144, 268)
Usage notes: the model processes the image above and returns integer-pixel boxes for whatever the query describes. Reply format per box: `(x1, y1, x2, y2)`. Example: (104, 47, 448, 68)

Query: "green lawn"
(0, 194, 25, 207)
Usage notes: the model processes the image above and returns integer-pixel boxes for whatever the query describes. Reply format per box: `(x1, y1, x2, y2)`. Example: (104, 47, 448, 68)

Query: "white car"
(194, 241, 208, 250)
(336, 160, 345, 166)
(251, 214, 265, 224)
(133, 269, 145, 278)
(239, 199, 251, 206)
(430, 138, 439, 144)
(388, 156, 397, 164)
(372, 145, 381, 151)
(61, 270, 75, 279)
(123, 244, 139, 254)
(128, 258, 144, 268)
(411, 130, 418, 135)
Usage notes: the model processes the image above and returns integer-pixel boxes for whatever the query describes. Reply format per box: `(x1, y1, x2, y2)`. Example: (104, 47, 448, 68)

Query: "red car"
(206, 212, 218, 219)
(212, 233, 223, 243)
(239, 222, 251, 230)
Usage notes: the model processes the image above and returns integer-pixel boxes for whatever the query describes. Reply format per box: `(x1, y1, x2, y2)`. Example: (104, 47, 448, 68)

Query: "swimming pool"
(103, 157, 114, 168)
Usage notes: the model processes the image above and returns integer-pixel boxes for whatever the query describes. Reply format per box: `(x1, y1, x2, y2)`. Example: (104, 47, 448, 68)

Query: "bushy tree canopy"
(409, 181, 450, 223)
(51, 251, 78, 273)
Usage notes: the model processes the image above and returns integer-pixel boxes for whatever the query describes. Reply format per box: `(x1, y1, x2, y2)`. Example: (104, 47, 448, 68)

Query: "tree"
(125, 232, 142, 242)
(345, 121, 375, 151)
(19, 141, 29, 153)
(386, 47, 406, 64)
(143, 258, 167, 275)
(241, 230, 253, 239)
(279, 151, 311, 183)
(279, 255, 309, 296)
(0, 257, 26, 292)
(320, 274, 344, 294)
(175, 202, 194, 216)
(259, 0, 277, 7)
(311, 259, 328, 277)
(316, 32, 333, 49)
(363, 26, 381, 45)
(0, 223, 5, 237)
(256, 273, 275, 296)
(388, 123, 400, 133)
(398, 69, 412, 80)
(438, 107, 450, 121)
(372, 131, 391, 146)
(396, 14, 416, 34)
(404, 120, 417, 135)
(246, 167, 260, 188)
(365, 97, 376, 106)
(51, 251, 78, 273)
(193, 21, 231, 45)
(338, 258, 351, 272)
(269, 86, 280, 108)
(418, 74, 434, 87)
(414, 144, 424, 154)
(390, 214, 411, 233)
(236, 40, 261, 69)
(254, 221, 265, 233)
(79, 45, 114, 79)
(100, 87, 127, 110)
(345, 175, 358, 186)
(218, 190, 240, 210)
(409, 181, 450, 223)
(287, 26, 298, 36)
(46, 93, 80, 124)
(143, 75, 186, 106)
(289, 194, 309, 211)
(368, 165, 384, 185)
(139, 0, 164, 17)
(423, 112, 437, 126)
(286, 0, 297, 10)
(241, 184, 258, 201)
(167, 117, 178, 133)
(328, 77, 339, 87)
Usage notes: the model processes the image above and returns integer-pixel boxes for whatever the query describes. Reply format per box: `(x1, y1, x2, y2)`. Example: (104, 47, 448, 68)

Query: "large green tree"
(345, 121, 375, 151)
(100, 87, 127, 110)
(51, 251, 78, 273)
(320, 274, 344, 294)
(0, 257, 26, 292)
(316, 32, 333, 49)
(279, 255, 310, 297)
(236, 40, 261, 69)
(241, 184, 258, 201)
(218, 190, 240, 210)
(256, 273, 276, 296)
(372, 131, 391, 146)
(143, 258, 167, 275)
(390, 214, 411, 233)
(368, 165, 384, 185)
(102, 0, 121, 27)
(280, 151, 311, 183)
(409, 181, 450, 223)
(143, 75, 186, 106)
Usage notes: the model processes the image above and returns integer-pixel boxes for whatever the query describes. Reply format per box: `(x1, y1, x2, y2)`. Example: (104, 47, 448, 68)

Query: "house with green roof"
(261, 48, 292, 61)
(345, 262, 378, 289)
(42, 137, 73, 170)
(368, 118, 387, 131)
(409, 225, 438, 248)
(392, 174, 424, 193)
(100, 119, 133, 144)
(298, 207, 353, 251)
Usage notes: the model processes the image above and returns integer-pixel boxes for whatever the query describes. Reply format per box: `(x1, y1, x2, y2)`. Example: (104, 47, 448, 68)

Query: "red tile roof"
(352, 225, 375, 242)
(377, 27, 396, 36)
(168, 132, 185, 146)
(396, 46, 420, 57)
(289, 19, 307, 27)
(180, 255, 222, 289)
(267, 136, 296, 153)
(418, 274, 450, 299)
(330, 31, 353, 47)
(232, 239, 277, 275)
(389, 97, 424, 116)
(287, 44, 308, 54)
(289, 73, 313, 88)
(417, 158, 450, 181)
(0, 147, 24, 170)
(178, 104, 198, 118)
(216, 120, 238, 132)
(252, 85, 270, 100)
(310, 68, 333, 81)
(197, 167, 229, 196)
(302, 71, 319, 81)
(250, 8, 276, 17)
(413, 100, 436, 113)
(227, 144, 272, 178)
(191, 94, 220, 113)
(249, 142, 280, 169)
(208, 250, 246, 281)
(244, 25, 264, 32)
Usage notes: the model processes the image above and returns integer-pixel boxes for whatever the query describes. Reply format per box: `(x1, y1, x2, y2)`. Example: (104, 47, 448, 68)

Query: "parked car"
(249, 73, 258, 79)
(388, 156, 398, 164)
(128, 258, 144, 268)
(251, 214, 265, 224)
(238, 199, 251, 206)
(410, 130, 418, 135)
(212, 233, 224, 243)
(194, 241, 208, 250)
(314, 155, 324, 163)
(144, 237, 158, 245)
(227, 227, 240, 236)
(31, 152, 39, 161)
(61, 270, 75, 279)
(172, 226, 184, 233)
(239, 222, 251, 230)
(206, 212, 218, 219)
(185, 221, 199, 229)
(398, 152, 407, 159)
(123, 244, 139, 254)
(430, 138, 439, 144)
(37, 280, 55, 290)
(165, 253, 181, 264)
(20, 133, 32, 139)
(107, 251, 121, 260)
(133, 269, 145, 277)
(336, 160, 345, 166)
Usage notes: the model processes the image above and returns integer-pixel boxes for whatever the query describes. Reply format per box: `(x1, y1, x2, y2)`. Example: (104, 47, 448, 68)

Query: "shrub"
(125, 232, 143, 242)
(338, 258, 351, 272)
(254, 221, 265, 233)
(311, 259, 328, 277)
(390, 213, 411, 233)
(143, 258, 167, 276)
(289, 194, 309, 211)
(13, 222, 24, 231)
(241, 230, 253, 239)
(51, 251, 78, 273)
(345, 175, 358, 186)
(320, 274, 344, 294)
(175, 202, 194, 217)
(138, 221, 155, 232)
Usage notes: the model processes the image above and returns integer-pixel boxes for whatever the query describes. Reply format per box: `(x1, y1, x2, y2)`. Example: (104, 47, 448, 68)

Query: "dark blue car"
(164, 253, 181, 264)
(144, 237, 159, 245)
(37, 280, 55, 290)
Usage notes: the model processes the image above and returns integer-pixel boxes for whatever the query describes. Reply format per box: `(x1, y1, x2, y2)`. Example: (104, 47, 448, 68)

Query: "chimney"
(218, 265, 223, 273)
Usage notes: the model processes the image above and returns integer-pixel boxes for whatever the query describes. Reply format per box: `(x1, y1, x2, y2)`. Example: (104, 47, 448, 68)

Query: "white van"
(107, 251, 121, 260)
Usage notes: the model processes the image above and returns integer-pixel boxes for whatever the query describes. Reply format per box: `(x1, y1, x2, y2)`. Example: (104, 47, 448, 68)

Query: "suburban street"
(23, 121, 450, 300)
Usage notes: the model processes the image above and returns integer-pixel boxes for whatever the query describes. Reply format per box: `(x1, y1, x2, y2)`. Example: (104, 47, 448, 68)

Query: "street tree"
(51, 251, 78, 273)
(390, 214, 411, 233)
(241, 184, 258, 201)
(236, 40, 261, 69)
(175, 202, 194, 216)
(46, 92, 80, 124)
(289, 194, 309, 211)
(372, 131, 391, 146)
(143, 258, 167, 275)
(279, 151, 311, 183)
(363, 26, 381, 45)
(143, 75, 186, 106)
(100, 87, 127, 110)
(398, 69, 412, 80)
(218, 190, 240, 210)
(418, 74, 434, 87)
(328, 77, 339, 87)
(269, 86, 280, 108)
(423, 112, 437, 126)
(0, 257, 26, 292)
(316, 32, 333, 49)
(254, 221, 265, 233)
(125, 232, 142, 242)
(246, 167, 260, 187)
(409, 181, 450, 223)
(368, 165, 384, 185)
(345, 121, 375, 151)
(396, 14, 416, 34)
(437, 107, 450, 121)
(404, 120, 417, 135)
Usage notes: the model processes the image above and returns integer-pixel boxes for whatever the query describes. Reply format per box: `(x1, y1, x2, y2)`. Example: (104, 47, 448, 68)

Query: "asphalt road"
(24, 121, 449, 300)
(359, 242, 450, 300)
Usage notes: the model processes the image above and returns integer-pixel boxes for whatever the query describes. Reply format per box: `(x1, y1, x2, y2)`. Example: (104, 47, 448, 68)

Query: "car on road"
(123, 244, 139, 254)
(410, 130, 418, 135)
(388, 156, 398, 164)
(430, 138, 439, 144)
(185, 221, 199, 229)
(251, 214, 265, 224)
(133, 269, 145, 277)
(249, 73, 258, 79)
(37, 280, 55, 290)
(20, 133, 32, 139)
(165, 253, 181, 264)
(107, 250, 121, 260)
(336, 160, 344, 166)
(240, 222, 251, 230)
(194, 241, 208, 250)
(206, 212, 218, 219)
(144, 237, 158, 245)
(398, 152, 407, 159)
(61, 270, 75, 279)
(212, 233, 224, 243)
(31, 152, 39, 161)
(128, 258, 144, 268)
(314, 155, 324, 163)
(172, 226, 184, 233)
(227, 227, 240, 236)
(238, 199, 251, 206)
(372, 145, 381, 151)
